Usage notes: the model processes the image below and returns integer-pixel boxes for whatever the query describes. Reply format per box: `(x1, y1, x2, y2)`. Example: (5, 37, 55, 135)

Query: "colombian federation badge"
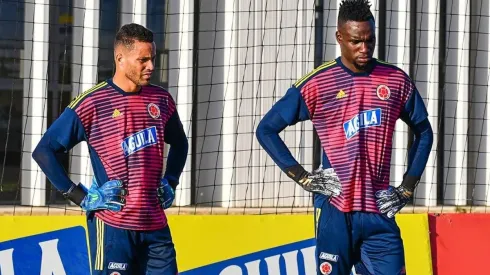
(320, 262, 333, 275)
(147, 103, 161, 119)
(376, 84, 391, 100)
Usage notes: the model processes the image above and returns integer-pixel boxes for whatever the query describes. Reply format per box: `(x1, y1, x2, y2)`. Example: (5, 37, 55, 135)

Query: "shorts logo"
(148, 103, 161, 119)
(108, 262, 127, 271)
(109, 272, 121, 275)
(376, 84, 391, 100)
(121, 126, 158, 157)
(320, 262, 333, 274)
(319, 252, 339, 262)
(343, 108, 382, 139)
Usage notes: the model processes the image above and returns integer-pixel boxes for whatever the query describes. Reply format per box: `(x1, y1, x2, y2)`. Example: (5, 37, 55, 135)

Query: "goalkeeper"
(256, 0, 433, 274)
(32, 23, 188, 275)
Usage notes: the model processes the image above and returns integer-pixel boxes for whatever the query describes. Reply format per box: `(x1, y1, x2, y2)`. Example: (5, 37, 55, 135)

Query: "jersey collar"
(107, 78, 143, 96)
(336, 56, 377, 77)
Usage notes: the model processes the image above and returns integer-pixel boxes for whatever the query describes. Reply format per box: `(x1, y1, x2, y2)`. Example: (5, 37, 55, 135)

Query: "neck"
(112, 73, 140, 93)
(340, 56, 372, 73)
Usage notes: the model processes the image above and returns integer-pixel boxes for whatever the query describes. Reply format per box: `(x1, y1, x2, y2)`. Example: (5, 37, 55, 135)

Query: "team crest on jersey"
(343, 108, 382, 139)
(376, 84, 391, 100)
(121, 126, 158, 157)
(320, 262, 332, 274)
(147, 103, 160, 119)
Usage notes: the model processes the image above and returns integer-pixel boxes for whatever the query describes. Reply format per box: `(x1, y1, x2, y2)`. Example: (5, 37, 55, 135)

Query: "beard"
(126, 68, 150, 86)
(353, 58, 373, 71)
(354, 62, 367, 71)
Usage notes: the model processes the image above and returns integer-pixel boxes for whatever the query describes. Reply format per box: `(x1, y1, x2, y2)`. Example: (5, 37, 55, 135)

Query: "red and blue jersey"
(256, 57, 429, 213)
(34, 79, 187, 230)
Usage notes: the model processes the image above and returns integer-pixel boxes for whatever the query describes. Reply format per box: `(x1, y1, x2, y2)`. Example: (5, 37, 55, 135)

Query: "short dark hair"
(114, 23, 154, 49)
(338, 0, 374, 25)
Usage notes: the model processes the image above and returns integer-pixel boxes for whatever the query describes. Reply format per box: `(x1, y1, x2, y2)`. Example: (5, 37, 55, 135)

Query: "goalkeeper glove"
(286, 165, 342, 197)
(157, 177, 177, 209)
(375, 185, 413, 218)
(63, 180, 127, 212)
(81, 180, 127, 212)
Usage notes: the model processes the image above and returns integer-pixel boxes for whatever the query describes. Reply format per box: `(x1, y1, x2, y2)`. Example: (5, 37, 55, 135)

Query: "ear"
(336, 30, 342, 44)
(115, 52, 124, 66)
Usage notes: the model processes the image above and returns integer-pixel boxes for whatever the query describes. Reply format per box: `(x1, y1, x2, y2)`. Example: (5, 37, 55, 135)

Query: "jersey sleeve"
(400, 80, 429, 127)
(295, 80, 319, 119)
(53, 107, 88, 149)
(32, 107, 87, 192)
(274, 86, 311, 125)
(163, 96, 189, 182)
(399, 80, 433, 183)
(404, 119, 433, 179)
(256, 87, 311, 170)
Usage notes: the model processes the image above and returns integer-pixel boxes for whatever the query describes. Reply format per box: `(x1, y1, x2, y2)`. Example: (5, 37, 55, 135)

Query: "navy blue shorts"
(314, 198, 406, 275)
(86, 214, 177, 275)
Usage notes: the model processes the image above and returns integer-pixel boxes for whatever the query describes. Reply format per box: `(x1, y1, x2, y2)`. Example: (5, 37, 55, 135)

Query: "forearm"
(256, 86, 313, 181)
(402, 119, 433, 191)
(164, 140, 189, 181)
(163, 111, 189, 185)
(256, 110, 304, 175)
(32, 135, 77, 193)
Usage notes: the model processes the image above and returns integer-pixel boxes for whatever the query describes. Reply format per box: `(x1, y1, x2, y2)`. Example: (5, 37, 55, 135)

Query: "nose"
(147, 60, 155, 71)
(359, 42, 369, 53)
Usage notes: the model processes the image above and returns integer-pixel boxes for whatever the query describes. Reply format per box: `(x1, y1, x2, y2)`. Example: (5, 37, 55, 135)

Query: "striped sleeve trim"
(68, 81, 107, 109)
(293, 60, 336, 88)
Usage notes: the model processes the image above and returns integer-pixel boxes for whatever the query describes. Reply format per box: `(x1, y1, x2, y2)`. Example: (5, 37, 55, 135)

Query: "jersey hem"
(330, 202, 382, 214)
(94, 212, 169, 231)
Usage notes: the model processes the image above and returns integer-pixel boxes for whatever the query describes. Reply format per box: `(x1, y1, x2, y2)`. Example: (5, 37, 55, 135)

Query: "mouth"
(357, 56, 370, 63)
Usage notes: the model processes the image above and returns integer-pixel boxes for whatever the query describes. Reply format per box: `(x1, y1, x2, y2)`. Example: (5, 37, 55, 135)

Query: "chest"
(86, 94, 170, 149)
(324, 77, 402, 108)
(319, 77, 404, 117)
(96, 95, 168, 127)
(313, 77, 407, 140)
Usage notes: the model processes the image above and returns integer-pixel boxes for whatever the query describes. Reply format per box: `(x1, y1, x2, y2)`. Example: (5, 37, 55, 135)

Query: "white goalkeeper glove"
(286, 165, 342, 197)
(375, 186, 412, 218)
(375, 175, 418, 218)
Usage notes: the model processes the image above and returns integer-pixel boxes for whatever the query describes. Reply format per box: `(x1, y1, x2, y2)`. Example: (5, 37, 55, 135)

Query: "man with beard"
(33, 23, 187, 275)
